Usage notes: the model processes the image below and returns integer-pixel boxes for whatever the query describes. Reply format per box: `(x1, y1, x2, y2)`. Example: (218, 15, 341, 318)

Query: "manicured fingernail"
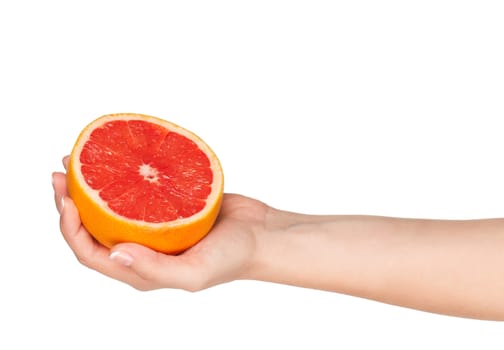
(110, 251, 134, 267)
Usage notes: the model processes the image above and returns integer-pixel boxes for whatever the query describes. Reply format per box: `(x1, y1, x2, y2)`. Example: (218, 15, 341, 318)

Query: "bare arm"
(250, 210, 504, 320)
(53, 156, 504, 320)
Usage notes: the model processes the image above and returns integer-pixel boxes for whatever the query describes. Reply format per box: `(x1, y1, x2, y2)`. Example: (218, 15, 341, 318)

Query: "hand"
(53, 157, 504, 320)
(52, 156, 269, 291)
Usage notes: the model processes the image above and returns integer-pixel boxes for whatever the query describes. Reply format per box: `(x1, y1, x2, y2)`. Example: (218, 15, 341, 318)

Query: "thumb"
(110, 243, 207, 291)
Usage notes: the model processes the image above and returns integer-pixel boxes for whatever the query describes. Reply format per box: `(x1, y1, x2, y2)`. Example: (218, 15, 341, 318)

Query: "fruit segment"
(80, 120, 212, 222)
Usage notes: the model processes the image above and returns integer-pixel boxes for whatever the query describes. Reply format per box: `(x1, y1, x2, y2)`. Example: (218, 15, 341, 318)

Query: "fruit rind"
(67, 113, 224, 254)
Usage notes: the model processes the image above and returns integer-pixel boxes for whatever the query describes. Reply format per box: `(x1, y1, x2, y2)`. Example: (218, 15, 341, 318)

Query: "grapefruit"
(67, 113, 224, 254)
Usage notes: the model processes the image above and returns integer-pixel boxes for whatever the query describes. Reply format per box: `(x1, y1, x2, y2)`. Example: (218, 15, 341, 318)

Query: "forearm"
(248, 210, 504, 320)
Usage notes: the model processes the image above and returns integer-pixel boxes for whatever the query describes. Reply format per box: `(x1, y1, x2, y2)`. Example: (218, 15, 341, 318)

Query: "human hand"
(52, 156, 269, 291)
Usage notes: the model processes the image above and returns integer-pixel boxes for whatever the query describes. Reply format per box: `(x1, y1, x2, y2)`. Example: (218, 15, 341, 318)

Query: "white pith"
(139, 163, 160, 183)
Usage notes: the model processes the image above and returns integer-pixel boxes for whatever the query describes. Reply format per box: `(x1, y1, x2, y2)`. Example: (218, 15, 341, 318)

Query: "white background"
(1, 0, 503, 348)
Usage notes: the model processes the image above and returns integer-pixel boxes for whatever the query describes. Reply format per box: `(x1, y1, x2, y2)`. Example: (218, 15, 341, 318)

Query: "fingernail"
(110, 251, 134, 267)
(60, 196, 65, 213)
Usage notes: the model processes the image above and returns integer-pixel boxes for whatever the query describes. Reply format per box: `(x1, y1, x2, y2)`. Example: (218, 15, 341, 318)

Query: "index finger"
(62, 155, 69, 170)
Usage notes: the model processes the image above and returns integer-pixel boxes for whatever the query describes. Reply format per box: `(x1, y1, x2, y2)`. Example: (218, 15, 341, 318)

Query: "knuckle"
(184, 273, 209, 293)
(132, 283, 154, 292)
(136, 268, 159, 283)
(73, 248, 97, 269)
(185, 284, 202, 293)
(74, 252, 92, 268)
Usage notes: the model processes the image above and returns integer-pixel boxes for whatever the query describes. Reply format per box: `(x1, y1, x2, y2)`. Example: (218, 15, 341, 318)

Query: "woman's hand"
(54, 155, 504, 320)
(53, 156, 270, 291)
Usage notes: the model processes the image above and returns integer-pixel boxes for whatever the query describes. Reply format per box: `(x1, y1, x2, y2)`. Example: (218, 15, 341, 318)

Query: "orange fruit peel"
(67, 113, 224, 254)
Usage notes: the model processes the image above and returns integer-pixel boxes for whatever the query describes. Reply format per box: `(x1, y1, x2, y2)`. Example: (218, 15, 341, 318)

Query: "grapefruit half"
(67, 113, 224, 254)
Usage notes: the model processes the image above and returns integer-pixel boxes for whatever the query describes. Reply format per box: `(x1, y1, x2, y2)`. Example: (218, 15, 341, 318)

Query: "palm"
(180, 194, 269, 287)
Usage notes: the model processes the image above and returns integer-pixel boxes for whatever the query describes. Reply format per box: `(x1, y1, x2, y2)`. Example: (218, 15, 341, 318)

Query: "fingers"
(58, 195, 154, 288)
(52, 172, 67, 214)
(52, 154, 70, 213)
(53, 168, 151, 288)
(54, 155, 105, 271)
(110, 243, 208, 292)
(62, 155, 69, 170)
(59, 195, 108, 271)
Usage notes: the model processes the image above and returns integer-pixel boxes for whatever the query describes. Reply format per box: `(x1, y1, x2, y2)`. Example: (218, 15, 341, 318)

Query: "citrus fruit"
(67, 113, 224, 254)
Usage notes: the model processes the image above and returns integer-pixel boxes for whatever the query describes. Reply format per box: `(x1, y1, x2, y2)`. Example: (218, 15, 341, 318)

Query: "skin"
(53, 156, 504, 321)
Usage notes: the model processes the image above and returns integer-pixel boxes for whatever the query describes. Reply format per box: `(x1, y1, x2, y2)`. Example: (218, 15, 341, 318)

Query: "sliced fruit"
(67, 113, 224, 254)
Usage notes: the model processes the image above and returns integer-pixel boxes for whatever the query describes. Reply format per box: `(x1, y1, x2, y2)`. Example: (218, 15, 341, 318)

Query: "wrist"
(244, 207, 322, 284)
